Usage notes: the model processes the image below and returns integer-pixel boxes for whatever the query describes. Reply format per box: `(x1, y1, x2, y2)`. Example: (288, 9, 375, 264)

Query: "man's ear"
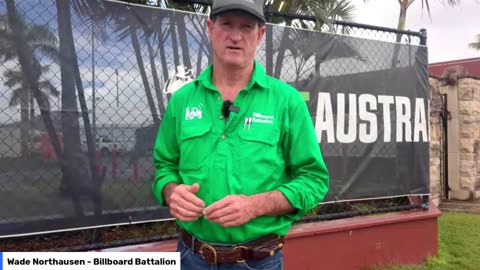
(257, 25, 266, 45)
(207, 18, 214, 39)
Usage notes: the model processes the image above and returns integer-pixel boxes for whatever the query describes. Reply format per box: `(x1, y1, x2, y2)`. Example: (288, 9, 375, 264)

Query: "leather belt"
(180, 230, 285, 265)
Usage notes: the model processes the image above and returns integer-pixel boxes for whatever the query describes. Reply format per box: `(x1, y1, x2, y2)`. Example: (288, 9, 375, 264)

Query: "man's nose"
(228, 29, 242, 41)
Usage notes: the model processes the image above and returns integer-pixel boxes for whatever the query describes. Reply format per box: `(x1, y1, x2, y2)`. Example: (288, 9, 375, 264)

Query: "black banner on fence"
(0, 0, 428, 237)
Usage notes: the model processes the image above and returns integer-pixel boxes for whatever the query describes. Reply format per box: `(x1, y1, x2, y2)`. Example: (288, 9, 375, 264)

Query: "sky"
(353, 0, 480, 63)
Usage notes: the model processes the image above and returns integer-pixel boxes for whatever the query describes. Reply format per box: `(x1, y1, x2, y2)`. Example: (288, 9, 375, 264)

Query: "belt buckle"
(199, 243, 218, 264)
(233, 245, 248, 263)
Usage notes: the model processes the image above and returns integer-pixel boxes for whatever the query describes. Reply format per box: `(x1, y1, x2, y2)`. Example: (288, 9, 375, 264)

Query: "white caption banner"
(1, 252, 180, 270)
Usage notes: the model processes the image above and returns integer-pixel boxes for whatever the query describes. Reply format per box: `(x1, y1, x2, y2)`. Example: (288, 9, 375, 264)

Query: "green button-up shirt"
(153, 61, 329, 244)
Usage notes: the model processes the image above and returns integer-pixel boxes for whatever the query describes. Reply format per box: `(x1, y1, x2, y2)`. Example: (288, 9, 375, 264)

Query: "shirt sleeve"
(277, 91, 330, 220)
(152, 99, 182, 206)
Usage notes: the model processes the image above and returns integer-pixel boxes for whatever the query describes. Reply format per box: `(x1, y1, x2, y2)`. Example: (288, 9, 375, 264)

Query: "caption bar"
(0, 252, 180, 270)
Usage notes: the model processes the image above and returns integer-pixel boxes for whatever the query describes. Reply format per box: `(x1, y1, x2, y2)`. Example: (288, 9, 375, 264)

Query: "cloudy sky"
(353, 0, 480, 63)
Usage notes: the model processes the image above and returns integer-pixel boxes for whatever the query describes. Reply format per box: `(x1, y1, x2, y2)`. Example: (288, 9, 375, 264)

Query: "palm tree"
(76, 1, 166, 125)
(0, 14, 59, 158)
(155, 0, 211, 78)
(4, 65, 60, 117)
(362, 0, 460, 66)
(163, 0, 210, 69)
(469, 34, 480, 50)
(361, 0, 460, 40)
(270, 0, 357, 79)
(267, 0, 354, 78)
(56, 0, 107, 217)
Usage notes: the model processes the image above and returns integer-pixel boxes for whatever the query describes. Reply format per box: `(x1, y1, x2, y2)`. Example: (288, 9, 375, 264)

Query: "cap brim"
(210, 4, 265, 22)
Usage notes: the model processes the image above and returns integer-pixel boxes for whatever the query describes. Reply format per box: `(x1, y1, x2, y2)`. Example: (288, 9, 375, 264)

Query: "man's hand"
(204, 195, 257, 227)
(164, 183, 205, 222)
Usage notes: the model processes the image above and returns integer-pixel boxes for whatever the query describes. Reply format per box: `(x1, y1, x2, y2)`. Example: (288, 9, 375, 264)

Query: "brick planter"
(100, 204, 441, 270)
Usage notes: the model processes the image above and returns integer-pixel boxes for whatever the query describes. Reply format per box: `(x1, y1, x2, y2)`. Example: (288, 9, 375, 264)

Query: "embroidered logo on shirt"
(244, 113, 274, 129)
(185, 104, 203, 120)
(252, 112, 274, 124)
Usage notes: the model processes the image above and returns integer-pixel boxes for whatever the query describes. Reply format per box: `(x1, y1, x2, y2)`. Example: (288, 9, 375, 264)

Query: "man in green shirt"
(152, 0, 329, 268)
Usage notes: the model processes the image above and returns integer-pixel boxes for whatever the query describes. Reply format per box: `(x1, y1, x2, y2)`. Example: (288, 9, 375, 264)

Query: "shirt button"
(221, 134, 226, 139)
(217, 96, 221, 101)
(219, 115, 224, 120)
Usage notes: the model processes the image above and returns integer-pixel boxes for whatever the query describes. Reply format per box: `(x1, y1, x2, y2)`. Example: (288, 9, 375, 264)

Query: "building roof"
(429, 57, 480, 78)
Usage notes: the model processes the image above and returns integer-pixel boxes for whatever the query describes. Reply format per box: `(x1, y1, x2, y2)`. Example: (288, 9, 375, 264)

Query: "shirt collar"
(194, 61, 269, 91)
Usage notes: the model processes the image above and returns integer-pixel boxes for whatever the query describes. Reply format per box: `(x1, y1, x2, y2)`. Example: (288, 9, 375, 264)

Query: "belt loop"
(191, 234, 196, 253)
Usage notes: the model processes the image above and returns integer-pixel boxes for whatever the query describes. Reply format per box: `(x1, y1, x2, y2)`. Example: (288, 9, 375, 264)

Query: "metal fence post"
(419, 28, 427, 46)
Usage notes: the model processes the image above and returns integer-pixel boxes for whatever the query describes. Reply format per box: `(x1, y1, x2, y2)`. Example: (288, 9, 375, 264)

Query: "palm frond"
(308, 0, 356, 31)
(0, 50, 16, 62)
(0, 29, 13, 41)
(0, 39, 15, 62)
(72, 0, 111, 43)
(4, 69, 23, 88)
(38, 80, 60, 97)
(31, 44, 60, 62)
(468, 34, 480, 50)
(40, 64, 51, 75)
(25, 24, 58, 45)
(441, 0, 461, 6)
(72, 0, 105, 20)
(8, 87, 24, 107)
(36, 91, 51, 110)
(0, 14, 8, 29)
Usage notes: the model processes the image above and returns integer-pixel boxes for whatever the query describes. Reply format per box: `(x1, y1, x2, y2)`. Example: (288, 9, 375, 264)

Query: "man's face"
(207, 11, 266, 69)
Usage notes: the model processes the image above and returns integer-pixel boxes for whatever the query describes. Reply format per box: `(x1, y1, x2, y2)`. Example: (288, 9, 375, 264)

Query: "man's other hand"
(167, 183, 205, 221)
(204, 195, 257, 227)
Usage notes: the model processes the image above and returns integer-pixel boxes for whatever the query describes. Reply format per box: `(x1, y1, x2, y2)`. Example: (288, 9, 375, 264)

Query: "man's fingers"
(205, 204, 237, 221)
(204, 197, 232, 216)
(178, 201, 204, 215)
(180, 190, 205, 208)
(212, 213, 239, 226)
(174, 205, 203, 221)
(203, 201, 220, 216)
(186, 183, 200, 194)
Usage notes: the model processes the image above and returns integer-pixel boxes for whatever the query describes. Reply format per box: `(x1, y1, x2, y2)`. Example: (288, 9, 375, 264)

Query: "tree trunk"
(57, 0, 89, 215)
(29, 91, 35, 120)
(391, 1, 409, 68)
(196, 35, 204, 77)
(146, 32, 166, 117)
(6, 0, 84, 215)
(176, 13, 192, 70)
(64, 0, 103, 216)
(273, 20, 292, 79)
(170, 13, 180, 67)
(265, 24, 273, 76)
(190, 15, 212, 67)
(131, 28, 160, 126)
(20, 89, 29, 158)
(158, 26, 169, 83)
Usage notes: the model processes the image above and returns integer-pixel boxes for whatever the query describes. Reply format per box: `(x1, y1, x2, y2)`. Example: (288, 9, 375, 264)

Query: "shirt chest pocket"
(179, 123, 212, 171)
(235, 125, 282, 176)
(238, 126, 280, 146)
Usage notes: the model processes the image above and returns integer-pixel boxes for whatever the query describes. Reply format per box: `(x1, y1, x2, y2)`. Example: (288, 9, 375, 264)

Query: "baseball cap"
(210, 0, 266, 22)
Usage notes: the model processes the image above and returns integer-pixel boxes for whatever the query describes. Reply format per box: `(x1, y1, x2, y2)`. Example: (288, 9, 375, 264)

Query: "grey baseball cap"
(210, 0, 266, 22)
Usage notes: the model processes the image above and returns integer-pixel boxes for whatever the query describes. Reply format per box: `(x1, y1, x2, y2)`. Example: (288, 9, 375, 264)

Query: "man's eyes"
(219, 22, 254, 30)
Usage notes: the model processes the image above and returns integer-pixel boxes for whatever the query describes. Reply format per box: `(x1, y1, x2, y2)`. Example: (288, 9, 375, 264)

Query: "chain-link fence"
(0, 0, 429, 248)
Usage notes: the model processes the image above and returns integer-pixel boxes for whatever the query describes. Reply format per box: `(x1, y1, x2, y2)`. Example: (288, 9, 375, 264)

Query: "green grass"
(378, 212, 480, 270)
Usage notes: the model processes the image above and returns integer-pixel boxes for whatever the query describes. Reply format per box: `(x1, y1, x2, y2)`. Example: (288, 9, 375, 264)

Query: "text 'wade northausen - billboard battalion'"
(0, 0, 428, 237)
